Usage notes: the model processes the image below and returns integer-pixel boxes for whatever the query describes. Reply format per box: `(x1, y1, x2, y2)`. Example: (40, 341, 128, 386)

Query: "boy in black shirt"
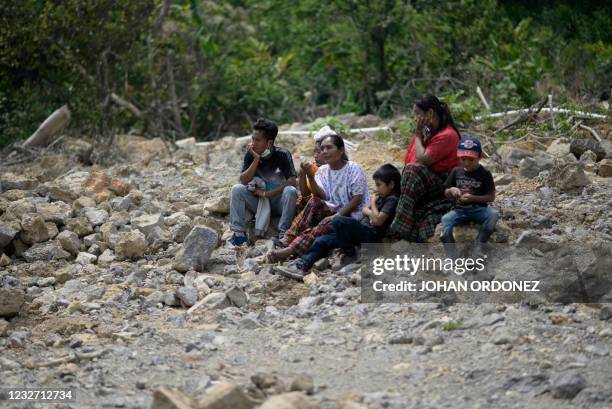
(441, 136, 498, 255)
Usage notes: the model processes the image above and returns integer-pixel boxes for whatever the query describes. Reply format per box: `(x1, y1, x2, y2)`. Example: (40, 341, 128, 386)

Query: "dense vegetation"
(1, 0, 610, 145)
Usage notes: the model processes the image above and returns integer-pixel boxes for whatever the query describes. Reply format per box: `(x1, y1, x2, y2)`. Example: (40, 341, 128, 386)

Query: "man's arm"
(261, 176, 297, 198)
(240, 158, 259, 184)
(239, 145, 260, 184)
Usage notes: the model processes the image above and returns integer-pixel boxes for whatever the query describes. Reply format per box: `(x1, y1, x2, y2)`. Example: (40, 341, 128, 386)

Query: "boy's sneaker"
(229, 232, 248, 247)
(273, 259, 308, 281)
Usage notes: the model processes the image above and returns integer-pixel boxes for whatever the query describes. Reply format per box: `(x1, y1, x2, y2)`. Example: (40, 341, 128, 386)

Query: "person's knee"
(441, 211, 456, 227)
(332, 216, 350, 229)
(282, 185, 297, 200)
(486, 208, 499, 225)
(231, 183, 248, 198)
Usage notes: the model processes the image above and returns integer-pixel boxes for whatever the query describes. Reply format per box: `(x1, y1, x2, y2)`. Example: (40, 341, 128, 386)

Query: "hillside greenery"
(1, 0, 610, 145)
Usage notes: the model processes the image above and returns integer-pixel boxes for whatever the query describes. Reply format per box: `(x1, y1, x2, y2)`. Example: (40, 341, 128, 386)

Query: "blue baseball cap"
(457, 136, 482, 158)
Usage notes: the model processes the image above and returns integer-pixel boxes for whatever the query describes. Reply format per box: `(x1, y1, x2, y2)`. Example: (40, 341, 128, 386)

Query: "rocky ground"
(1, 113, 611, 409)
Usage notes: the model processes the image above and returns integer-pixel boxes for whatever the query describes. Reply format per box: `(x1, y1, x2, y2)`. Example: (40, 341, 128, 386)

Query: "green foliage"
(1, 0, 610, 146)
(442, 319, 464, 331)
(309, 117, 351, 137)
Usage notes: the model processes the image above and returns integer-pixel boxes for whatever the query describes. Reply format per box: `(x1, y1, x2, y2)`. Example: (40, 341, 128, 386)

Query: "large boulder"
(546, 138, 571, 157)
(553, 163, 591, 191)
(35, 201, 73, 225)
(174, 226, 219, 272)
(20, 213, 49, 244)
(203, 190, 231, 215)
(115, 230, 147, 261)
(0, 288, 25, 318)
(570, 139, 606, 161)
(5, 198, 36, 221)
(498, 146, 532, 168)
(518, 156, 554, 178)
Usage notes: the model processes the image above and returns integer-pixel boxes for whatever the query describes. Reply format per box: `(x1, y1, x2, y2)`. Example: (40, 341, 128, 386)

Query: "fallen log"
(22, 105, 71, 148)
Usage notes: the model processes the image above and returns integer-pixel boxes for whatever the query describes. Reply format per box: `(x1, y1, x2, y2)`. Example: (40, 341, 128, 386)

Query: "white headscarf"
(313, 125, 337, 143)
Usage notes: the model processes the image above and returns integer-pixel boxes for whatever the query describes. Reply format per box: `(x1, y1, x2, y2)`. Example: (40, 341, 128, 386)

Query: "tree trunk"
(22, 105, 71, 148)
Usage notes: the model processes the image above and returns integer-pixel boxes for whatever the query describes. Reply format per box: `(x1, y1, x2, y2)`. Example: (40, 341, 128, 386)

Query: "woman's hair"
(415, 95, 461, 137)
(373, 164, 401, 196)
(322, 134, 349, 161)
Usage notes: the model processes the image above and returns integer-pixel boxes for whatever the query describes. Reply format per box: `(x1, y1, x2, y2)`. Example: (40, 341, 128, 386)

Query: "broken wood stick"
(22, 105, 71, 148)
(111, 93, 143, 118)
(476, 86, 490, 110)
(493, 97, 547, 135)
(578, 124, 602, 142)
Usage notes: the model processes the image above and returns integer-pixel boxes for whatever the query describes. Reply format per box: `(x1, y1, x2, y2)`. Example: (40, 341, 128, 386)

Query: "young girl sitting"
(275, 164, 401, 279)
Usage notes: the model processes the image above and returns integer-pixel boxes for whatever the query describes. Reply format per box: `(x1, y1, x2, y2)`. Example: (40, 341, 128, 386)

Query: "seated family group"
(229, 95, 499, 279)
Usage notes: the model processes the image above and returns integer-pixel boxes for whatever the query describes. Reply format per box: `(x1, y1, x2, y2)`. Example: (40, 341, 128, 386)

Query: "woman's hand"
(321, 214, 339, 225)
(300, 160, 315, 176)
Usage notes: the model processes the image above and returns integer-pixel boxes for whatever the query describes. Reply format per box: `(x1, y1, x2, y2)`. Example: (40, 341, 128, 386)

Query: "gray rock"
(546, 138, 571, 157)
(0, 288, 25, 318)
(0, 173, 38, 191)
(195, 382, 255, 409)
(170, 222, 193, 243)
(98, 249, 116, 266)
(23, 242, 70, 262)
(64, 217, 94, 237)
(131, 213, 164, 237)
(173, 226, 218, 272)
(115, 230, 147, 261)
(550, 372, 587, 399)
(75, 252, 97, 264)
(519, 156, 554, 178)
(20, 213, 49, 244)
(570, 139, 606, 161)
(289, 374, 315, 394)
(599, 305, 612, 320)
(83, 207, 109, 226)
(226, 286, 248, 308)
(177, 287, 198, 307)
(498, 146, 532, 167)
(35, 201, 72, 225)
(0, 222, 19, 249)
(56, 230, 81, 255)
(260, 392, 316, 409)
(163, 290, 180, 307)
(201, 292, 231, 309)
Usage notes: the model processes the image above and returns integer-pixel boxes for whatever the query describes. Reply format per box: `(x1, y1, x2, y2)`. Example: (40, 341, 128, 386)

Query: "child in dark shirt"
(441, 136, 498, 256)
(275, 164, 401, 279)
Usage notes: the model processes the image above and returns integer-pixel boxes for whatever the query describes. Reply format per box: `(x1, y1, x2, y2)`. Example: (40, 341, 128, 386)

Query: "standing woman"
(388, 95, 460, 242)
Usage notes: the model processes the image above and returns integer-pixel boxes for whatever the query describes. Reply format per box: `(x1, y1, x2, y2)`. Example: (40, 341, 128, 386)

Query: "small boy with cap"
(441, 136, 498, 256)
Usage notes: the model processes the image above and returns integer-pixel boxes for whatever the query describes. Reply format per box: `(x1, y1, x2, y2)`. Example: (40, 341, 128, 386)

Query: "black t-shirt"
(362, 195, 399, 239)
(242, 146, 297, 188)
(444, 165, 495, 207)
